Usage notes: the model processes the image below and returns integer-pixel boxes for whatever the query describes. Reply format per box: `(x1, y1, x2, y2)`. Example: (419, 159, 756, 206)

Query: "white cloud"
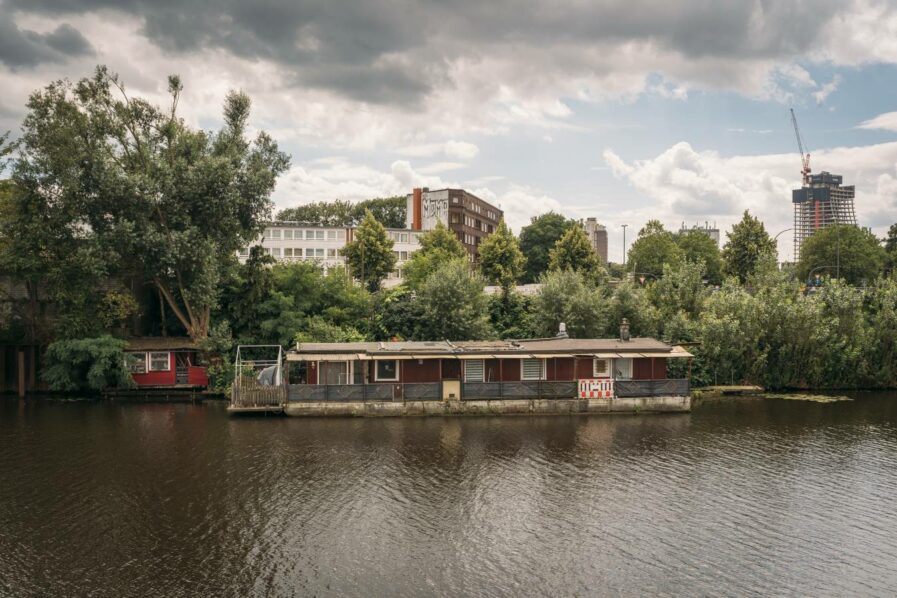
(443, 140, 480, 159)
(813, 74, 842, 104)
(604, 140, 897, 261)
(858, 111, 897, 132)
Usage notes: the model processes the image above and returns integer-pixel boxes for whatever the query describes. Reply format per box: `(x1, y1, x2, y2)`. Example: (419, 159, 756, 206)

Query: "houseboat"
(228, 322, 693, 416)
(123, 338, 209, 390)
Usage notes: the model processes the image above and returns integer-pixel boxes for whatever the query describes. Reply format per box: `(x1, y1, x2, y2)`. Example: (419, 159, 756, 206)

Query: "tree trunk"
(154, 279, 209, 341)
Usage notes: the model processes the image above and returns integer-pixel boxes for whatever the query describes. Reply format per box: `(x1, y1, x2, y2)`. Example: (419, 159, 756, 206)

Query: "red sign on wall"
(579, 378, 614, 399)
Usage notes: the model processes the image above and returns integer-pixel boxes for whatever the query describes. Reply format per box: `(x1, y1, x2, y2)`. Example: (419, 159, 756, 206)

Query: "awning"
(286, 353, 368, 362)
(669, 345, 694, 358)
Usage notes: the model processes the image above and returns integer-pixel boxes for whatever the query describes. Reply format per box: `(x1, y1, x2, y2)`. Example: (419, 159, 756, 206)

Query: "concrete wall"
(284, 395, 690, 417)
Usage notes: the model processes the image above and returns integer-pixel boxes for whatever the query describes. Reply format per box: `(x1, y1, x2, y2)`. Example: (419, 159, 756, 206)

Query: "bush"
(42, 336, 134, 392)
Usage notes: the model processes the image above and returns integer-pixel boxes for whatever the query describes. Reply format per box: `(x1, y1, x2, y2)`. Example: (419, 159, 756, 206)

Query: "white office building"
(238, 222, 423, 288)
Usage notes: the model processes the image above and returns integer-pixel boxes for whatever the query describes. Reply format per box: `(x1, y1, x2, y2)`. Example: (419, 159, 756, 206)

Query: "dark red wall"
(575, 358, 594, 378)
(441, 359, 461, 379)
(549, 358, 575, 381)
(403, 359, 441, 383)
(633, 358, 653, 380)
(187, 366, 209, 387)
(498, 359, 520, 381)
(132, 368, 176, 386)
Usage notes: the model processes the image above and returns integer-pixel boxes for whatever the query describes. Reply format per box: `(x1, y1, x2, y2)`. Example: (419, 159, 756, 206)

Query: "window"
(238, 248, 249, 256)
(264, 228, 272, 237)
(399, 233, 408, 243)
(521, 358, 545, 380)
(464, 359, 484, 382)
(327, 248, 337, 258)
(149, 352, 170, 372)
(328, 230, 337, 240)
(284, 248, 293, 257)
(294, 248, 303, 258)
(451, 213, 460, 224)
(337, 230, 346, 240)
(125, 352, 146, 374)
(271, 247, 281, 257)
(315, 248, 325, 258)
(270, 229, 281, 240)
(593, 358, 610, 378)
(284, 229, 293, 240)
(393, 251, 400, 259)
(315, 230, 325, 240)
(375, 360, 399, 381)
(400, 251, 408, 261)
(615, 358, 633, 380)
(306, 230, 315, 240)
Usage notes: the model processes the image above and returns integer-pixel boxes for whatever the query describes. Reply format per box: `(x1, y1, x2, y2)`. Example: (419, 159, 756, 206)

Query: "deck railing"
(614, 379, 690, 397)
(231, 376, 287, 407)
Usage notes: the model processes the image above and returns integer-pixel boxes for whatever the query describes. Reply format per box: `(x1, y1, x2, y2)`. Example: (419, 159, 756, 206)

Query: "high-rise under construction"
(792, 171, 856, 258)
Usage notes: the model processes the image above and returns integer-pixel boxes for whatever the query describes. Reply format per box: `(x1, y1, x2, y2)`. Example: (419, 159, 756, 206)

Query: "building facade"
(580, 218, 609, 263)
(679, 221, 721, 246)
(792, 171, 857, 258)
(406, 188, 503, 263)
(238, 222, 423, 288)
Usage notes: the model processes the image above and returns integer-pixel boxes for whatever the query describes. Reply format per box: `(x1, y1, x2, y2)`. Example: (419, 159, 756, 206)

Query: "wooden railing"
(231, 376, 287, 407)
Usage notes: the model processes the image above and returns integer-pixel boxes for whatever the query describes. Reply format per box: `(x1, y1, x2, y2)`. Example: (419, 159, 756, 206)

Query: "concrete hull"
(283, 396, 690, 417)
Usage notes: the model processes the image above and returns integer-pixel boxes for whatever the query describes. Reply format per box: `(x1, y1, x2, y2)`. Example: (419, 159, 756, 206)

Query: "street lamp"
(621, 224, 628, 269)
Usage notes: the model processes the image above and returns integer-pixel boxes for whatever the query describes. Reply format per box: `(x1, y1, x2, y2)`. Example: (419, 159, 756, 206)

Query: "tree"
(532, 270, 609, 338)
(277, 196, 406, 228)
(883, 223, 897, 275)
(797, 224, 886, 285)
(42, 336, 133, 392)
(402, 221, 467, 289)
(14, 66, 290, 340)
(649, 259, 709, 323)
(416, 260, 493, 340)
(489, 290, 536, 339)
(478, 219, 526, 292)
(548, 223, 606, 284)
(626, 220, 684, 279)
(518, 212, 574, 283)
(608, 281, 660, 338)
(676, 230, 723, 285)
(722, 211, 776, 283)
(342, 210, 397, 292)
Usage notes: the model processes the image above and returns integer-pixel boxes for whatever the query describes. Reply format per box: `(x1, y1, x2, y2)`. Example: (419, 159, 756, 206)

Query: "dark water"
(2, 395, 897, 597)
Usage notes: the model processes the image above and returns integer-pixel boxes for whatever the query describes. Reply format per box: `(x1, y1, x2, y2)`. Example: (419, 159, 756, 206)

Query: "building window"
(327, 230, 337, 240)
(283, 230, 293, 240)
(451, 214, 460, 224)
(306, 230, 315, 240)
(149, 352, 170, 372)
(271, 247, 281, 258)
(270, 229, 281, 240)
(315, 248, 325, 258)
(464, 359, 484, 382)
(399, 233, 408, 243)
(125, 352, 146, 374)
(521, 358, 545, 381)
(615, 358, 633, 380)
(400, 251, 408, 261)
(294, 248, 303, 258)
(238, 248, 249, 257)
(284, 248, 293, 257)
(375, 360, 399, 381)
(327, 248, 337, 258)
(316, 230, 325, 240)
(393, 250, 400, 259)
(337, 230, 346, 240)
(593, 358, 610, 378)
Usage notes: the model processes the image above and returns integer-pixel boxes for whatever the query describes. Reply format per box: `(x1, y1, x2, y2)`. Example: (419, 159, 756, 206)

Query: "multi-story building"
(678, 222, 721, 246)
(579, 218, 608, 263)
(792, 171, 857, 258)
(406, 188, 502, 263)
(237, 222, 422, 288)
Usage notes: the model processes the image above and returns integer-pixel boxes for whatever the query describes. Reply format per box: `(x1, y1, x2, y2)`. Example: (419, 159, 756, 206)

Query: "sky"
(2, 0, 897, 262)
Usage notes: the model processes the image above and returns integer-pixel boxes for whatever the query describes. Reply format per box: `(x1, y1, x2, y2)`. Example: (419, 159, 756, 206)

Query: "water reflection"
(2, 395, 897, 597)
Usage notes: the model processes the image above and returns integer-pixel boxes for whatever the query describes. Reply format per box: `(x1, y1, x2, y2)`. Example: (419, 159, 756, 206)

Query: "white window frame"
(283, 229, 293, 240)
(327, 230, 337, 240)
(305, 230, 315, 240)
(270, 229, 281, 240)
(464, 359, 485, 382)
(521, 358, 546, 381)
(593, 358, 611, 378)
(327, 248, 337, 258)
(614, 358, 633, 380)
(315, 230, 325, 240)
(374, 359, 399, 382)
(149, 352, 170, 372)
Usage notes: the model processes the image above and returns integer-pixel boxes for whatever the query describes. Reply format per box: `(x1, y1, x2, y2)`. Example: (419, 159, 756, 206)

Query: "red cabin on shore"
(124, 338, 209, 389)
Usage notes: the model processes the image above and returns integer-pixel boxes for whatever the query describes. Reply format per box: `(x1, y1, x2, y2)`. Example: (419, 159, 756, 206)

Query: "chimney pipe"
(619, 318, 630, 342)
(556, 322, 569, 339)
(412, 188, 422, 230)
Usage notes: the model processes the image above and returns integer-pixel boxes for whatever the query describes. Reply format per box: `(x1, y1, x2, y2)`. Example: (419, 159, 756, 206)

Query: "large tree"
(478, 219, 526, 292)
(342, 210, 396, 292)
(13, 66, 289, 340)
(533, 269, 609, 338)
(548, 223, 606, 284)
(416, 260, 493, 340)
(884, 223, 897, 275)
(277, 196, 406, 228)
(676, 229, 723, 285)
(402, 221, 466, 289)
(797, 224, 886, 285)
(518, 212, 574, 283)
(721, 211, 776, 283)
(626, 220, 684, 279)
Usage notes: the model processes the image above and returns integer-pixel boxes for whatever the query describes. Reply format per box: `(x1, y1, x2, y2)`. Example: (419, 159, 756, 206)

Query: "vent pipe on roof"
(620, 318, 631, 342)
(556, 322, 569, 339)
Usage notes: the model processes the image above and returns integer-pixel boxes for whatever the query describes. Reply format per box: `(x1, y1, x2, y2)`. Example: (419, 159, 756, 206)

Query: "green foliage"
(371, 287, 423, 341)
(885, 223, 897, 275)
(722, 210, 776, 283)
(277, 196, 406, 228)
(519, 212, 574, 283)
(14, 66, 290, 340)
(42, 336, 133, 392)
(402, 222, 466, 289)
(676, 230, 723, 285)
(294, 316, 365, 343)
(649, 260, 709, 323)
(608, 281, 660, 338)
(416, 260, 493, 340)
(489, 291, 536, 339)
(98, 290, 140, 330)
(626, 220, 684, 279)
(479, 219, 526, 290)
(797, 224, 886, 285)
(342, 210, 397, 292)
(548, 224, 607, 284)
(533, 270, 609, 338)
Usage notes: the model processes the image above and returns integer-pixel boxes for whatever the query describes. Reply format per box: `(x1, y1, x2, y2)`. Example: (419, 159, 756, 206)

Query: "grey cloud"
(0, 15, 94, 68)
(1, 0, 860, 102)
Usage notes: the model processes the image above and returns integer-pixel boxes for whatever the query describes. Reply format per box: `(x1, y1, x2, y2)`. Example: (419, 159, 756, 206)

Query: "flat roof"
(287, 337, 687, 361)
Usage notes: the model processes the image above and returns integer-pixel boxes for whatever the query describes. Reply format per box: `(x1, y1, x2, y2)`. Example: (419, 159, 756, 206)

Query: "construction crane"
(790, 108, 811, 186)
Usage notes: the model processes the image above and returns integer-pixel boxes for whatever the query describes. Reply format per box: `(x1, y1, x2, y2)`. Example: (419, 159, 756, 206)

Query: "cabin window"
(593, 358, 610, 378)
(615, 358, 633, 380)
(521, 358, 545, 381)
(125, 352, 146, 374)
(464, 360, 484, 382)
(149, 352, 170, 372)
(375, 360, 399, 382)
(320, 361, 350, 385)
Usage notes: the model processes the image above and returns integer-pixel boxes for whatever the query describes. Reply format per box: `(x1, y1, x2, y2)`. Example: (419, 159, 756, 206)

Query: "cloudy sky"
(2, 0, 897, 261)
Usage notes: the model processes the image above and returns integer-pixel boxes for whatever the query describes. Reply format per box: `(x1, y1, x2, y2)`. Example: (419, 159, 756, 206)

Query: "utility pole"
(621, 224, 628, 269)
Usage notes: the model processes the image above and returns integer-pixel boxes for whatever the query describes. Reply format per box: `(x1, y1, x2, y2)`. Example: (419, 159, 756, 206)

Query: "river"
(2, 393, 897, 597)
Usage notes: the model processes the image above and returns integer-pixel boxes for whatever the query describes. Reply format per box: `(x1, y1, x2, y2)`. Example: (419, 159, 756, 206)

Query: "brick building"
(406, 188, 503, 262)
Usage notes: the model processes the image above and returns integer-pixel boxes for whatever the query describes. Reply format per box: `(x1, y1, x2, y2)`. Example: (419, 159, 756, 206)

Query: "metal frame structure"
(231, 345, 285, 408)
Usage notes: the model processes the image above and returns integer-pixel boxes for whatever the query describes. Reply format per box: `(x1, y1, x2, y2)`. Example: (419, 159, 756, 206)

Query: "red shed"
(124, 338, 209, 389)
